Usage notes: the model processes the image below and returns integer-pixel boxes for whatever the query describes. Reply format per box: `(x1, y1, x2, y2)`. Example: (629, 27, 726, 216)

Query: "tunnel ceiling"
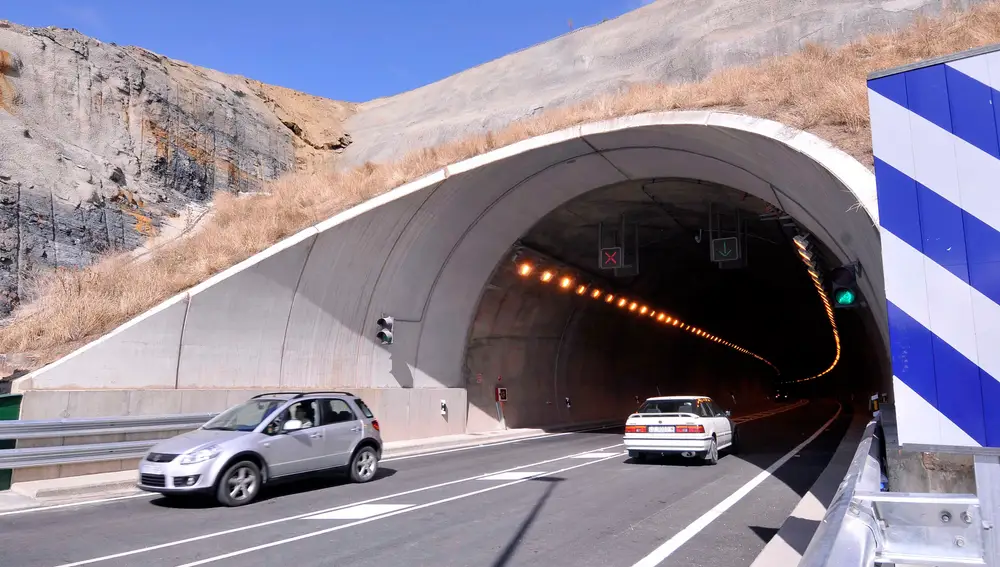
(515, 178, 848, 379)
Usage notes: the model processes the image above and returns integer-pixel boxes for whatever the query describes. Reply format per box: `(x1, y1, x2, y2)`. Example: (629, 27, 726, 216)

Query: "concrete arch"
(16, 110, 882, 443)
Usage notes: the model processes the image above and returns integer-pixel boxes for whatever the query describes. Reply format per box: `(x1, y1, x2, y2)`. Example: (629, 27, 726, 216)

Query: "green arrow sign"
(711, 237, 740, 263)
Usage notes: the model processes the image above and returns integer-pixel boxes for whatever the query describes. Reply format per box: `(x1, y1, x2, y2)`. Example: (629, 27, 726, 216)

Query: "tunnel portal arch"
(18, 111, 884, 439)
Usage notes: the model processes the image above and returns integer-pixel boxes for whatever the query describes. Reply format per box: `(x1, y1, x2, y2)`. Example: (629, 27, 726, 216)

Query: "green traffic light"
(834, 288, 856, 306)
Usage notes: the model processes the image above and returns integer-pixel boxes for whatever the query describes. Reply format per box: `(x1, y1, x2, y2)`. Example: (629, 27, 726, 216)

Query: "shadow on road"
(753, 516, 822, 554)
(491, 476, 563, 567)
(625, 454, 711, 467)
(748, 525, 780, 543)
(150, 467, 398, 509)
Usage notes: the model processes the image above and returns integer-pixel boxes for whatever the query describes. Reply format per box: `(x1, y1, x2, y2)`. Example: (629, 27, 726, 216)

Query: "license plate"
(648, 425, 675, 433)
(142, 463, 163, 475)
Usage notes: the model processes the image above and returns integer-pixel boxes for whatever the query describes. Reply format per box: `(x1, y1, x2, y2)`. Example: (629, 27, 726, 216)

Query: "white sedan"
(624, 395, 738, 465)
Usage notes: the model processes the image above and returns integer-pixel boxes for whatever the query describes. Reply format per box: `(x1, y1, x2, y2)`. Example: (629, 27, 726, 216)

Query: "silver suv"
(137, 391, 383, 506)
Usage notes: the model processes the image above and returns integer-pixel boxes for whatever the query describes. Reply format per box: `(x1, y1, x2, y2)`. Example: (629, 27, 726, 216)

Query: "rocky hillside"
(0, 21, 354, 316)
(0, 0, 986, 321)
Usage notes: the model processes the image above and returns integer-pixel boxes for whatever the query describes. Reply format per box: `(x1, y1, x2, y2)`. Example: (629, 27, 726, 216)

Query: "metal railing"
(800, 414, 995, 566)
(0, 413, 215, 469)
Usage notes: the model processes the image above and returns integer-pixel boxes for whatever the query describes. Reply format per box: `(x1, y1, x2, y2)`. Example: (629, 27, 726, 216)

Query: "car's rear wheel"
(628, 450, 646, 462)
(349, 446, 379, 483)
(703, 438, 719, 466)
(216, 460, 261, 507)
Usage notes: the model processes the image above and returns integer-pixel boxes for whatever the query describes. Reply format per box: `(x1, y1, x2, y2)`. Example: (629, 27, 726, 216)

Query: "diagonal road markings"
(173, 451, 629, 567)
(52, 441, 626, 567)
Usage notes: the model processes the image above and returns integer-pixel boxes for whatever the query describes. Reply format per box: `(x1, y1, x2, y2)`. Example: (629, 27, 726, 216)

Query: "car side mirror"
(282, 419, 303, 433)
(724, 410, 732, 417)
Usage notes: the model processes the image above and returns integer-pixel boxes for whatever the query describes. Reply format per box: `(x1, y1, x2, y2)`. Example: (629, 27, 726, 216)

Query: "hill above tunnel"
(0, 0, 998, 376)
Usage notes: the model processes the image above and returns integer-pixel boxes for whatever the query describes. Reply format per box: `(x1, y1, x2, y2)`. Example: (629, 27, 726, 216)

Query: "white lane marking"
(730, 400, 809, 424)
(7, 423, 617, 520)
(629, 403, 843, 567)
(571, 452, 621, 459)
(0, 493, 152, 518)
(304, 504, 412, 520)
(477, 471, 545, 481)
(51, 441, 625, 567)
(381, 423, 619, 463)
(172, 451, 629, 567)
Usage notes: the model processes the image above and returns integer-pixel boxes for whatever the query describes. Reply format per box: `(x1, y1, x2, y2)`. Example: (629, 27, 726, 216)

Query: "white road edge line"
(629, 403, 844, 567)
(172, 451, 629, 567)
(2, 423, 617, 519)
(50, 441, 626, 567)
(0, 493, 152, 518)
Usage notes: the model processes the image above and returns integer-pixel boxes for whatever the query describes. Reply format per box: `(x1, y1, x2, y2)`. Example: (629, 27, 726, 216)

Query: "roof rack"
(250, 392, 297, 399)
(250, 391, 355, 400)
(293, 391, 355, 399)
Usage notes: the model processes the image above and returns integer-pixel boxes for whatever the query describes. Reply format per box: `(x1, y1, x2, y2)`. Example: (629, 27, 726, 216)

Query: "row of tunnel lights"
(515, 260, 779, 374)
(787, 234, 842, 384)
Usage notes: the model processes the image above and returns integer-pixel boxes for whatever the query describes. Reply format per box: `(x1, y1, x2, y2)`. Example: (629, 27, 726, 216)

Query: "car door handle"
(350, 426, 361, 432)
(309, 433, 323, 439)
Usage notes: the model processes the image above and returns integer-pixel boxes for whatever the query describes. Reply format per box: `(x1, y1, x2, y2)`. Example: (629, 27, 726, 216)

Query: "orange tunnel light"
(518, 263, 533, 276)
(541, 271, 554, 282)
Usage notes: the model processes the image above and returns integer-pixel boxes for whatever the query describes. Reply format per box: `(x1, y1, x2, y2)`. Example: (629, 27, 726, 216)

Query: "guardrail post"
(976, 455, 1000, 566)
(0, 393, 22, 491)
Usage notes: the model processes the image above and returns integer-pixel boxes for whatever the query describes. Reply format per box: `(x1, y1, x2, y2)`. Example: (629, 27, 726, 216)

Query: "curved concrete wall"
(15, 111, 880, 439)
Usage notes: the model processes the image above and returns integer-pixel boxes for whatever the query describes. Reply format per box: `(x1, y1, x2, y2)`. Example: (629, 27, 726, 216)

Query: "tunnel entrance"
(16, 111, 892, 446)
(463, 177, 886, 432)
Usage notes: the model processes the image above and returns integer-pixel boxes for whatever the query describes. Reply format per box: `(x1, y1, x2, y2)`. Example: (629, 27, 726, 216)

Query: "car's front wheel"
(349, 446, 379, 483)
(216, 460, 262, 507)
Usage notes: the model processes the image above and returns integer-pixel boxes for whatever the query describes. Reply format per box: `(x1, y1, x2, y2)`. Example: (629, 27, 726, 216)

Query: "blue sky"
(4, 0, 651, 102)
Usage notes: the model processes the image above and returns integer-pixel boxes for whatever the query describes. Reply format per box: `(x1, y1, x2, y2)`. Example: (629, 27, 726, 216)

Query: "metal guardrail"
(800, 414, 995, 566)
(798, 418, 882, 566)
(0, 413, 215, 469)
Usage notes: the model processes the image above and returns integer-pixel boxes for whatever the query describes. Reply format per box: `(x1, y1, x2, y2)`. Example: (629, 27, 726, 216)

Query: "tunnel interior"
(463, 178, 884, 431)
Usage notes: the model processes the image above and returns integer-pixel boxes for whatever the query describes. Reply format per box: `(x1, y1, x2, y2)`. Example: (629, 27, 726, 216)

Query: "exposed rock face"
(0, 21, 354, 315)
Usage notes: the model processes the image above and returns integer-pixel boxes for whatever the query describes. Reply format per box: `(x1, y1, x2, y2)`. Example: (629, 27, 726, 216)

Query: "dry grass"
(4, 3, 1000, 366)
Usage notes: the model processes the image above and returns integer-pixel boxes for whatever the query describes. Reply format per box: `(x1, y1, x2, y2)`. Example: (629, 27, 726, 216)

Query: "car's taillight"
(676, 425, 705, 434)
(625, 425, 647, 433)
(371, 419, 380, 431)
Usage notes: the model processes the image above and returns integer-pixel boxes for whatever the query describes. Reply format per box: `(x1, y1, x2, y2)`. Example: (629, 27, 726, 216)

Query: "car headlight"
(180, 445, 222, 465)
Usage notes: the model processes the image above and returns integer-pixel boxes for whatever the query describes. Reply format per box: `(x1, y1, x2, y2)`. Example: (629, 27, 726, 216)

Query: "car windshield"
(637, 399, 701, 415)
(202, 399, 284, 432)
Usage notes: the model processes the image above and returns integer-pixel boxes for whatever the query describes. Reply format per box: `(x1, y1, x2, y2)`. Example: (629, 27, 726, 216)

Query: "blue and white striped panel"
(869, 51, 1000, 449)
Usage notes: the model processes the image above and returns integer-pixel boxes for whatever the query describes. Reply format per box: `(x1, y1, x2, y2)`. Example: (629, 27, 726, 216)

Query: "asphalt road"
(0, 399, 851, 567)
